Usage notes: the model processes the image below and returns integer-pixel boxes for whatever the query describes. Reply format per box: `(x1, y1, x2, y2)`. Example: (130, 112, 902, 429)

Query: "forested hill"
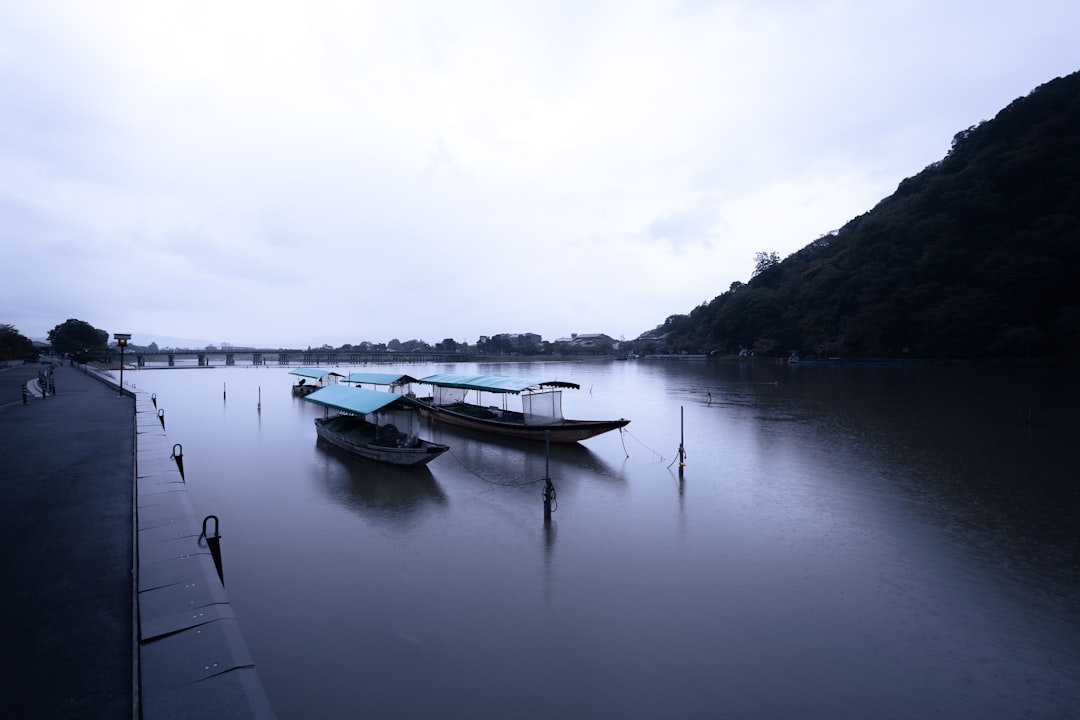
(641, 70, 1080, 363)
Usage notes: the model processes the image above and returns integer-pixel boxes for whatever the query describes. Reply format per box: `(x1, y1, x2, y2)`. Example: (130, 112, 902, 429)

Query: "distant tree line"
(634, 70, 1080, 363)
(5, 319, 627, 360)
(1, 318, 116, 361)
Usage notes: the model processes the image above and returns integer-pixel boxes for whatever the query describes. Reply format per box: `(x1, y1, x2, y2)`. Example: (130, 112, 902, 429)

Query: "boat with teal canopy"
(416, 373, 629, 443)
(304, 385, 449, 466)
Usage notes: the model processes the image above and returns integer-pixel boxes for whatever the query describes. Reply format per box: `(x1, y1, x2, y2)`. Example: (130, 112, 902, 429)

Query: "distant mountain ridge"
(642, 70, 1080, 363)
(127, 333, 227, 349)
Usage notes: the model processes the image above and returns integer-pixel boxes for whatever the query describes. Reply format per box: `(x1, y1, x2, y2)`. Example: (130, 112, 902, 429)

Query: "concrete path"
(1, 361, 136, 718)
(1, 361, 276, 719)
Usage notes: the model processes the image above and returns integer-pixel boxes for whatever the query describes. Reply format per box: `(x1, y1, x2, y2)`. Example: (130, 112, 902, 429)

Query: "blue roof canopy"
(344, 372, 420, 386)
(305, 385, 425, 415)
(418, 373, 579, 394)
(290, 368, 344, 380)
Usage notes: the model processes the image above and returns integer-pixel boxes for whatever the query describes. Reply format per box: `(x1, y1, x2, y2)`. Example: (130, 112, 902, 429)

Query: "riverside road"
(1, 361, 275, 719)
(0, 361, 135, 718)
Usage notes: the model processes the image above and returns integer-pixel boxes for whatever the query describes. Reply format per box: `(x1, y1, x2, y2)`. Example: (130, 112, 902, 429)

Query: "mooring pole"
(157, 408, 165, 429)
(151, 393, 156, 408)
(542, 430, 556, 522)
(223, 382, 227, 402)
(257, 386, 261, 413)
(678, 405, 686, 477)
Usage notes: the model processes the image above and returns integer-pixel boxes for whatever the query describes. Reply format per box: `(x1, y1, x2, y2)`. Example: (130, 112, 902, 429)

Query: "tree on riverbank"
(0, 324, 35, 360)
(47, 318, 109, 355)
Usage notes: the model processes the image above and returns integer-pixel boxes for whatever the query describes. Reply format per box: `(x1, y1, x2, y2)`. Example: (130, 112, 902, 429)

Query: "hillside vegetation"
(641, 71, 1080, 363)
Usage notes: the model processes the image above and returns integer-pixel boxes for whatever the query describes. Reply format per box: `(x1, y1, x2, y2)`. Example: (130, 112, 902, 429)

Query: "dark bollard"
(157, 408, 165, 429)
(151, 393, 156, 408)
(22, 383, 28, 405)
(171, 443, 185, 481)
(199, 515, 224, 586)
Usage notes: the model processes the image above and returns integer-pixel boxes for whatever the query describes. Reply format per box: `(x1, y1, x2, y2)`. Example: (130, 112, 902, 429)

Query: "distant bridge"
(78, 349, 460, 368)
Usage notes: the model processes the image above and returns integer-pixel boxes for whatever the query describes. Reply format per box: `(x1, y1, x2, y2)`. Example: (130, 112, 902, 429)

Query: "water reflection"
(132, 361, 1080, 719)
(432, 429, 626, 489)
(312, 438, 448, 525)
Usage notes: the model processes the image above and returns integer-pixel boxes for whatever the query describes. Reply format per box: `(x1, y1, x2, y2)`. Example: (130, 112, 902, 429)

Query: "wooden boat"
(290, 367, 344, 396)
(304, 385, 449, 466)
(416, 373, 629, 443)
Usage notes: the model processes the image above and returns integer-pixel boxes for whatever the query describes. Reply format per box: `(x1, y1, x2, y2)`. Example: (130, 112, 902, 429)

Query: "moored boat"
(305, 385, 449, 466)
(290, 367, 344, 395)
(416, 373, 629, 443)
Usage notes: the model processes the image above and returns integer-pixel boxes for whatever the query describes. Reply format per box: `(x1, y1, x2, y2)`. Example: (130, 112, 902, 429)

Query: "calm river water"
(129, 359, 1079, 719)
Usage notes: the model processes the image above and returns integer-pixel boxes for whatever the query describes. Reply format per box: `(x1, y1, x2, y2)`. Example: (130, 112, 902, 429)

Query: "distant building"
(554, 333, 615, 352)
(497, 332, 541, 349)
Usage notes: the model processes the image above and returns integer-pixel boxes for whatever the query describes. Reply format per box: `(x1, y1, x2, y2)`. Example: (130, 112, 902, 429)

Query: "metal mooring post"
(678, 406, 686, 478)
(151, 393, 157, 408)
(542, 430, 557, 522)
(157, 408, 165, 429)
(200, 515, 224, 586)
(171, 443, 185, 481)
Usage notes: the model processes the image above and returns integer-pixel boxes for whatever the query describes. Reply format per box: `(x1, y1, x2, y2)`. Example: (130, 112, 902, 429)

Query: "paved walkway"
(0, 361, 275, 719)
(1, 361, 135, 718)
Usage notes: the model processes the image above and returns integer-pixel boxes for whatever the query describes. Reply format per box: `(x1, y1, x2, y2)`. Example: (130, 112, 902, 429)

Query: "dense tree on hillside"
(641, 70, 1080, 362)
(1, 324, 35, 360)
(47, 318, 109, 355)
(752, 251, 781, 278)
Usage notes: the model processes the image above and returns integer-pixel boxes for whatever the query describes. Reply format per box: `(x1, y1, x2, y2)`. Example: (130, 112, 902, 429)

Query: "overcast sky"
(3, 1, 1077, 348)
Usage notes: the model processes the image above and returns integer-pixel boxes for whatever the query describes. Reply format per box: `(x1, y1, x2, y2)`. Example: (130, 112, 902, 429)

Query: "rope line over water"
(447, 448, 546, 488)
(620, 427, 667, 463)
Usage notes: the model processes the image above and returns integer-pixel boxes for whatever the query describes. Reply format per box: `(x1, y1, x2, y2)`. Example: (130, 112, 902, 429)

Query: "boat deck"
(441, 403, 526, 422)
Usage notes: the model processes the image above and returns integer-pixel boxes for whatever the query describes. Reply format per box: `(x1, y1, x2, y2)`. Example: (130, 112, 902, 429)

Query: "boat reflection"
(431, 428, 626, 487)
(313, 437, 448, 525)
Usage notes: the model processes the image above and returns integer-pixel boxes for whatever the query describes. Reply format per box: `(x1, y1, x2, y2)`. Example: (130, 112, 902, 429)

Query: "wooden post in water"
(542, 430, 556, 523)
(678, 406, 686, 477)
(258, 386, 261, 413)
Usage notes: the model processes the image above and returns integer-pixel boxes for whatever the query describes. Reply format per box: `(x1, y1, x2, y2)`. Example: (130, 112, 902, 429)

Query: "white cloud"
(2, 0, 1078, 346)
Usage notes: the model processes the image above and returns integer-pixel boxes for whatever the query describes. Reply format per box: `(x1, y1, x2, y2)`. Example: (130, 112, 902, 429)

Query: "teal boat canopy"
(418, 373, 580, 394)
(344, 372, 421, 386)
(290, 367, 344, 380)
(305, 385, 425, 415)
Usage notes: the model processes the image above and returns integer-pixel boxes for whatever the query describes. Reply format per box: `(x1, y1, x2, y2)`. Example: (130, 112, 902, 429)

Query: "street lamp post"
(114, 333, 131, 396)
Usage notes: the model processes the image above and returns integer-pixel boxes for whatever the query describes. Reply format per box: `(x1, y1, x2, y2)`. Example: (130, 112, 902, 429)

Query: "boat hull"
(314, 417, 449, 466)
(421, 404, 629, 443)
